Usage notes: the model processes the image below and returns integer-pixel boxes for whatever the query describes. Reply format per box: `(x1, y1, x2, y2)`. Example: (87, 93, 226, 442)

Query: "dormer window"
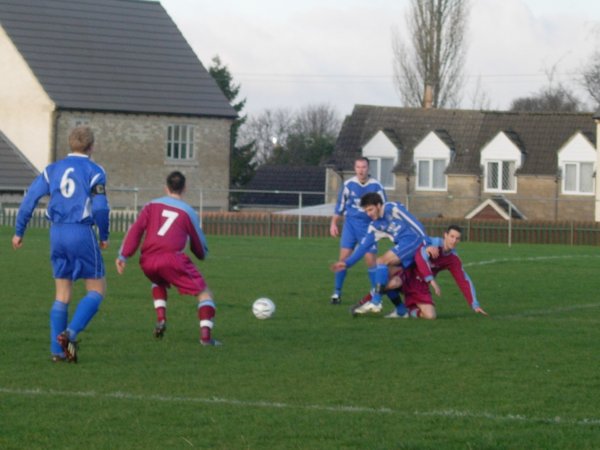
(417, 159, 447, 190)
(481, 132, 522, 194)
(368, 157, 395, 188)
(485, 160, 516, 192)
(413, 131, 451, 191)
(558, 132, 596, 196)
(362, 130, 399, 189)
(563, 162, 594, 194)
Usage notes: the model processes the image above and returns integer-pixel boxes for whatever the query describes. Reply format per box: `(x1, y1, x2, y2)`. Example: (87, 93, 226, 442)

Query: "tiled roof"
(331, 105, 597, 176)
(0, 130, 39, 190)
(240, 165, 326, 206)
(0, 0, 236, 118)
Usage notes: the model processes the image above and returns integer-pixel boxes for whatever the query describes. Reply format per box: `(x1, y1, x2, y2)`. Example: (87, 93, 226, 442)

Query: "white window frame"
(166, 124, 195, 161)
(485, 160, 517, 193)
(415, 158, 448, 191)
(562, 161, 595, 195)
(368, 157, 395, 189)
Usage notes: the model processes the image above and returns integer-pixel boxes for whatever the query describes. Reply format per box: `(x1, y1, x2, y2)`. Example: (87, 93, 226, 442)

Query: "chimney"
(423, 84, 434, 109)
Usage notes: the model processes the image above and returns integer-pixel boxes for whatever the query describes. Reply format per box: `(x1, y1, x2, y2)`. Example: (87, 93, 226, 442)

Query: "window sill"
(164, 159, 199, 167)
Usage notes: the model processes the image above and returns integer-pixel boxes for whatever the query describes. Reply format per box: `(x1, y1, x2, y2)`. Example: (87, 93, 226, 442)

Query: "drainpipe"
(51, 110, 62, 163)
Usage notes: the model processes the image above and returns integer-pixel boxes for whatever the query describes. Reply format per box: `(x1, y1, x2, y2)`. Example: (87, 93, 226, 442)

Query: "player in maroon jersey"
(355, 225, 488, 319)
(115, 171, 221, 345)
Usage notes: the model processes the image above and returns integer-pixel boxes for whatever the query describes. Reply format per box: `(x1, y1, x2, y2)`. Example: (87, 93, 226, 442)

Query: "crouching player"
(358, 225, 488, 319)
(115, 171, 221, 346)
(331, 192, 427, 314)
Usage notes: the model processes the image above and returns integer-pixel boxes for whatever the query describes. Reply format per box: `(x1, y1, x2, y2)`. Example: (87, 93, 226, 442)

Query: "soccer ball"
(252, 298, 276, 320)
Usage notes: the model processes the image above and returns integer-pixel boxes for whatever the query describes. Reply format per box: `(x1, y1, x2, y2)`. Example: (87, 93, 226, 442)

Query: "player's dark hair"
(69, 126, 94, 153)
(360, 192, 383, 208)
(355, 156, 370, 166)
(447, 224, 462, 234)
(167, 171, 186, 194)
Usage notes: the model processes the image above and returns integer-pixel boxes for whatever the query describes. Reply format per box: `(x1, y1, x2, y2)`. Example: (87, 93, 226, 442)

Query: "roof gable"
(480, 131, 524, 169)
(557, 132, 596, 162)
(0, 130, 39, 189)
(414, 130, 453, 159)
(0, 0, 237, 118)
(362, 130, 398, 159)
(465, 196, 527, 220)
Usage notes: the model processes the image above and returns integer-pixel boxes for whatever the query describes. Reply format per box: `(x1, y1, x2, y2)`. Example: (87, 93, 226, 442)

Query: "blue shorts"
(390, 234, 425, 268)
(49, 223, 105, 280)
(341, 218, 377, 254)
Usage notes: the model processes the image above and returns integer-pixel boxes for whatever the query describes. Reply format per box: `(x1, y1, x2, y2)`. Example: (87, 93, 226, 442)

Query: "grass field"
(1, 226, 599, 449)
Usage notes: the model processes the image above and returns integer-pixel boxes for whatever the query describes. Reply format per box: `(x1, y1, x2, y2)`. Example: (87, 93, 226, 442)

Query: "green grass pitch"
(1, 226, 599, 449)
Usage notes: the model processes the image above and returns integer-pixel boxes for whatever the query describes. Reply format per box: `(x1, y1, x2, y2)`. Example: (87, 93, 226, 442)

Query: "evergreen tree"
(208, 56, 256, 189)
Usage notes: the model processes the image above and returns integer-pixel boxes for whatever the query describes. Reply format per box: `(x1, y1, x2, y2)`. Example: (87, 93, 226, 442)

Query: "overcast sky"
(159, 0, 600, 117)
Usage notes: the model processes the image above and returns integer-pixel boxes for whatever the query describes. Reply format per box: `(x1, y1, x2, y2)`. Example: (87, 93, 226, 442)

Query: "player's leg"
(58, 224, 106, 349)
(139, 256, 169, 337)
(332, 220, 364, 304)
(49, 224, 97, 362)
(384, 267, 408, 317)
(332, 247, 352, 304)
(364, 250, 377, 295)
(409, 303, 437, 319)
(197, 289, 221, 346)
(167, 253, 221, 346)
(50, 279, 72, 360)
(372, 250, 401, 304)
(151, 284, 168, 338)
(406, 277, 437, 319)
(66, 277, 106, 340)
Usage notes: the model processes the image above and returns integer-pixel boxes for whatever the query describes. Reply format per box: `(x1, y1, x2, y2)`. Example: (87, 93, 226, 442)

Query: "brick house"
(328, 105, 597, 221)
(0, 0, 236, 210)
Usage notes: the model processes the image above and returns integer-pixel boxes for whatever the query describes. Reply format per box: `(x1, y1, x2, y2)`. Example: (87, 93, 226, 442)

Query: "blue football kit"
(332, 176, 386, 298)
(344, 201, 427, 305)
(15, 152, 110, 357)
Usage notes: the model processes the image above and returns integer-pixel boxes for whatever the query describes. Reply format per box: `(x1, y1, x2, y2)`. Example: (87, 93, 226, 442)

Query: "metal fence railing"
(2, 206, 600, 246)
(2, 187, 600, 245)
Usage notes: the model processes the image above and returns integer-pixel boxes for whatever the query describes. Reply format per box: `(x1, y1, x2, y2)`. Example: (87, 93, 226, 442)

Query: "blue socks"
(373, 264, 389, 304)
(368, 267, 377, 291)
(334, 269, 347, 296)
(50, 301, 69, 355)
(67, 291, 104, 340)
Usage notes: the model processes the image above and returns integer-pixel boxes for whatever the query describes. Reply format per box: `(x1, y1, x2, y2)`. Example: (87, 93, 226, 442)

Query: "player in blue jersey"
(331, 192, 427, 314)
(329, 157, 386, 304)
(12, 126, 110, 363)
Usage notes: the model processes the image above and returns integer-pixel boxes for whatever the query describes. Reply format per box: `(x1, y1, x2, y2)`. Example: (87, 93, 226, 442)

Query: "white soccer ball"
(253, 298, 276, 320)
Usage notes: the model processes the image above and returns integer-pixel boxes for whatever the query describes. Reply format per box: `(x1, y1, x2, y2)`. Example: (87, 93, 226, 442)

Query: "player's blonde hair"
(68, 126, 95, 153)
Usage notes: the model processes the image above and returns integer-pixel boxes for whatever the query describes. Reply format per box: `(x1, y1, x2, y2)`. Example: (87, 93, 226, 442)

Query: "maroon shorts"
(401, 266, 435, 308)
(140, 253, 207, 295)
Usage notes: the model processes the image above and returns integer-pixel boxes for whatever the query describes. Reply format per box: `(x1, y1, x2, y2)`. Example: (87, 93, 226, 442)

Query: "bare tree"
(238, 108, 293, 165)
(509, 85, 583, 112)
(239, 104, 341, 166)
(392, 0, 470, 108)
(510, 63, 585, 112)
(581, 50, 600, 109)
